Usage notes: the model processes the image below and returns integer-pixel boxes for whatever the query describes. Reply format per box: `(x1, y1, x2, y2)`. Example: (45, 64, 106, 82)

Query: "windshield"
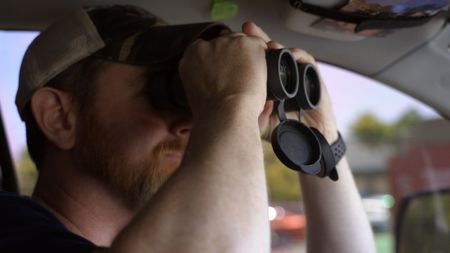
(1, 30, 449, 253)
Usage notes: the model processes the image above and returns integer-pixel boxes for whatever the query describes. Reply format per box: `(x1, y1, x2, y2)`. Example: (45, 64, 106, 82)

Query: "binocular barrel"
(266, 48, 321, 112)
(149, 48, 321, 112)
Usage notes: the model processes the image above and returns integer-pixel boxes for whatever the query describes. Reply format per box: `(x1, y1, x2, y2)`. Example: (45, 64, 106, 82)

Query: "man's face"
(76, 62, 192, 208)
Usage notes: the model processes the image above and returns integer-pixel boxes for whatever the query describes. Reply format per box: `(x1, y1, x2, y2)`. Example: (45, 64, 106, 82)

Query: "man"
(1, 4, 376, 253)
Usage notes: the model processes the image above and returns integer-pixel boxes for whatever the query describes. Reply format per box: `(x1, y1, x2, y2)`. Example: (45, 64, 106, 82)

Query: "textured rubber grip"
(331, 132, 346, 166)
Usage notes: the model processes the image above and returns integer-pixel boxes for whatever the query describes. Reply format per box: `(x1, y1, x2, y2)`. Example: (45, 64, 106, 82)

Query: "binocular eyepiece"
(266, 48, 321, 111)
(149, 48, 321, 113)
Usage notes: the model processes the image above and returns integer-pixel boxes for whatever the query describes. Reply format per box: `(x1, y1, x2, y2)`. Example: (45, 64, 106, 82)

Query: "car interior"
(1, 1, 450, 253)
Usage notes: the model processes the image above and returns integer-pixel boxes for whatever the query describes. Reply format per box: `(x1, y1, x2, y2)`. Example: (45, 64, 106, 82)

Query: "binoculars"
(148, 48, 321, 113)
(148, 48, 341, 180)
(266, 48, 321, 111)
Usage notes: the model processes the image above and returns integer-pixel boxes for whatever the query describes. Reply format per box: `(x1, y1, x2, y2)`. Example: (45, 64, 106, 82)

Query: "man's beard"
(77, 109, 186, 209)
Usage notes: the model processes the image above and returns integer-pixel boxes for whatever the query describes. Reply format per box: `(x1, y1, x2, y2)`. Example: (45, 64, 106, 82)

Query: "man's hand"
(179, 32, 268, 120)
(111, 29, 273, 253)
(242, 22, 377, 253)
(242, 22, 339, 143)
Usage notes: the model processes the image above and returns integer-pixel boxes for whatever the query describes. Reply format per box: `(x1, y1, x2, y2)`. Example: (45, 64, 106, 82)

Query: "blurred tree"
(393, 109, 423, 139)
(263, 142, 301, 201)
(351, 112, 393, 146)
(16, 148, 37, 195)
(351, 109, 426, 146)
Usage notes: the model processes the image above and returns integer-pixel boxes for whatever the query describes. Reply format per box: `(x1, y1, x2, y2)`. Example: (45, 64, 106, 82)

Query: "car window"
(1, 30, 449, 253)
(0, 30, 39, 193)
(264, 62, 448, 253)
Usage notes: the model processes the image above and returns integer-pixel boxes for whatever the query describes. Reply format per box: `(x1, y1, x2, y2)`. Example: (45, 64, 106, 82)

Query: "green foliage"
(351, 112, 393, 145)
(15, 149, 38, 195)
(263, 142, 302, 201)
(351, 109, 425, 146)
(393, 109, 423, 139)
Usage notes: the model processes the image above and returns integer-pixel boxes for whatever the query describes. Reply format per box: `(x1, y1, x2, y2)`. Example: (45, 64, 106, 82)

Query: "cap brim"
(95, 22, 230, 67)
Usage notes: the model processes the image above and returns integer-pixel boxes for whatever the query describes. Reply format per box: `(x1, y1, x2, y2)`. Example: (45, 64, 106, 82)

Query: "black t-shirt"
(0, 191, 101, 253)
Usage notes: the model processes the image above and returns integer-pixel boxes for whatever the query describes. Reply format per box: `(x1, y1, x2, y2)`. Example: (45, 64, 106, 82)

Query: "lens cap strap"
(271, 100, 324, 175)
(310, 128, 346, 181)
(310, 128, 336, 179)
(328, 132, 346, 181)
(331, 132, 346, 165)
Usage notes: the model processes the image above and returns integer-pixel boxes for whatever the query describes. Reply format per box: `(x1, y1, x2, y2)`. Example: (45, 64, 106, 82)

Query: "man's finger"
(219, 28, 233, 36)
(267, 40, 284, 49)
(242, 21, 271, 42)
(225, 32, 247, 38)
(290, 48, 316, 65)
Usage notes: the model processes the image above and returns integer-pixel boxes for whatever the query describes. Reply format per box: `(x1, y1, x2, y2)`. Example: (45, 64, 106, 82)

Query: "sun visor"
(282, 0, 449, 41)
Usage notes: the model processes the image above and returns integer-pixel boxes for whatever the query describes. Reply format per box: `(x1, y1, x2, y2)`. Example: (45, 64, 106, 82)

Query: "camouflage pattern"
(16, 5, 229, 119)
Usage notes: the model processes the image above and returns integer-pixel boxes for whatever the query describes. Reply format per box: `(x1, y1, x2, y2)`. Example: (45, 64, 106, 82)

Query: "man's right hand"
(178, 32, 268, 120)
(110, 31, 272, 253)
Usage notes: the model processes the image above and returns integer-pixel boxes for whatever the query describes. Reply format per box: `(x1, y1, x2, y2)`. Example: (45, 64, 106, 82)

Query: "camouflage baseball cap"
(16, 5, 229, 119)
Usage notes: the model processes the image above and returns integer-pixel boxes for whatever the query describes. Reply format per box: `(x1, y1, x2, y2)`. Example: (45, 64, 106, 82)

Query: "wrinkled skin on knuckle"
(178, 34, 268, 117)
(290, 48, 316, 65)
(241, 22, 338, 137)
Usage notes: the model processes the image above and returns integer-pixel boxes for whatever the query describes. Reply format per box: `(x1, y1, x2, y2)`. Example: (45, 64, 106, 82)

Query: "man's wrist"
(308, 122, 339, 144)
(323, 128, 339, 144)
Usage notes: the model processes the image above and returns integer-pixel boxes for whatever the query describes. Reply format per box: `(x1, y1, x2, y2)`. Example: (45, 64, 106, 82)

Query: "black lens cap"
(271, 119, 322, 175)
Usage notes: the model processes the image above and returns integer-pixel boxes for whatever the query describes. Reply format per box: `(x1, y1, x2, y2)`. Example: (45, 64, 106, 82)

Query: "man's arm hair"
(299, 157, 377, 253)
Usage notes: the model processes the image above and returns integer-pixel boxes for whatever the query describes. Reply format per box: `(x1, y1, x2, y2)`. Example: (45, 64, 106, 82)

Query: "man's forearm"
(109, 102, 270, 253)
(299, 158, 376, 253)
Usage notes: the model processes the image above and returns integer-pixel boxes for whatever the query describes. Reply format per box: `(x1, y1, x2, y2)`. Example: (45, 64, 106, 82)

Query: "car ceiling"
(1, 0, 450, 118)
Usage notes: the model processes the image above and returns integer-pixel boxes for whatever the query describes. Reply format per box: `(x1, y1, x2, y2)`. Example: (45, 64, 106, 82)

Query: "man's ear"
(30, 87, 78, 150)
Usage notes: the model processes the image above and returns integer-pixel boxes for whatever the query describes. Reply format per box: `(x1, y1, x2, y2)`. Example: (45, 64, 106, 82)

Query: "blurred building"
(346, 139, 394, 195)
(388, 119, 450, 207)
(346, 118, 450, 198)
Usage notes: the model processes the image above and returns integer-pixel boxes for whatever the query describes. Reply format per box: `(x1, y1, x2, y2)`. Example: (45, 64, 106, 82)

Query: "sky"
(0, 30, 439, 161)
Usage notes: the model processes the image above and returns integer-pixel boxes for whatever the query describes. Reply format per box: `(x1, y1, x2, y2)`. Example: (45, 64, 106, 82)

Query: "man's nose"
(167, 112, 193, 137)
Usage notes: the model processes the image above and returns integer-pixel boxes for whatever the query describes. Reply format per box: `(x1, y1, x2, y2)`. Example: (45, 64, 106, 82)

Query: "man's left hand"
(242, 22, 339, 143)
